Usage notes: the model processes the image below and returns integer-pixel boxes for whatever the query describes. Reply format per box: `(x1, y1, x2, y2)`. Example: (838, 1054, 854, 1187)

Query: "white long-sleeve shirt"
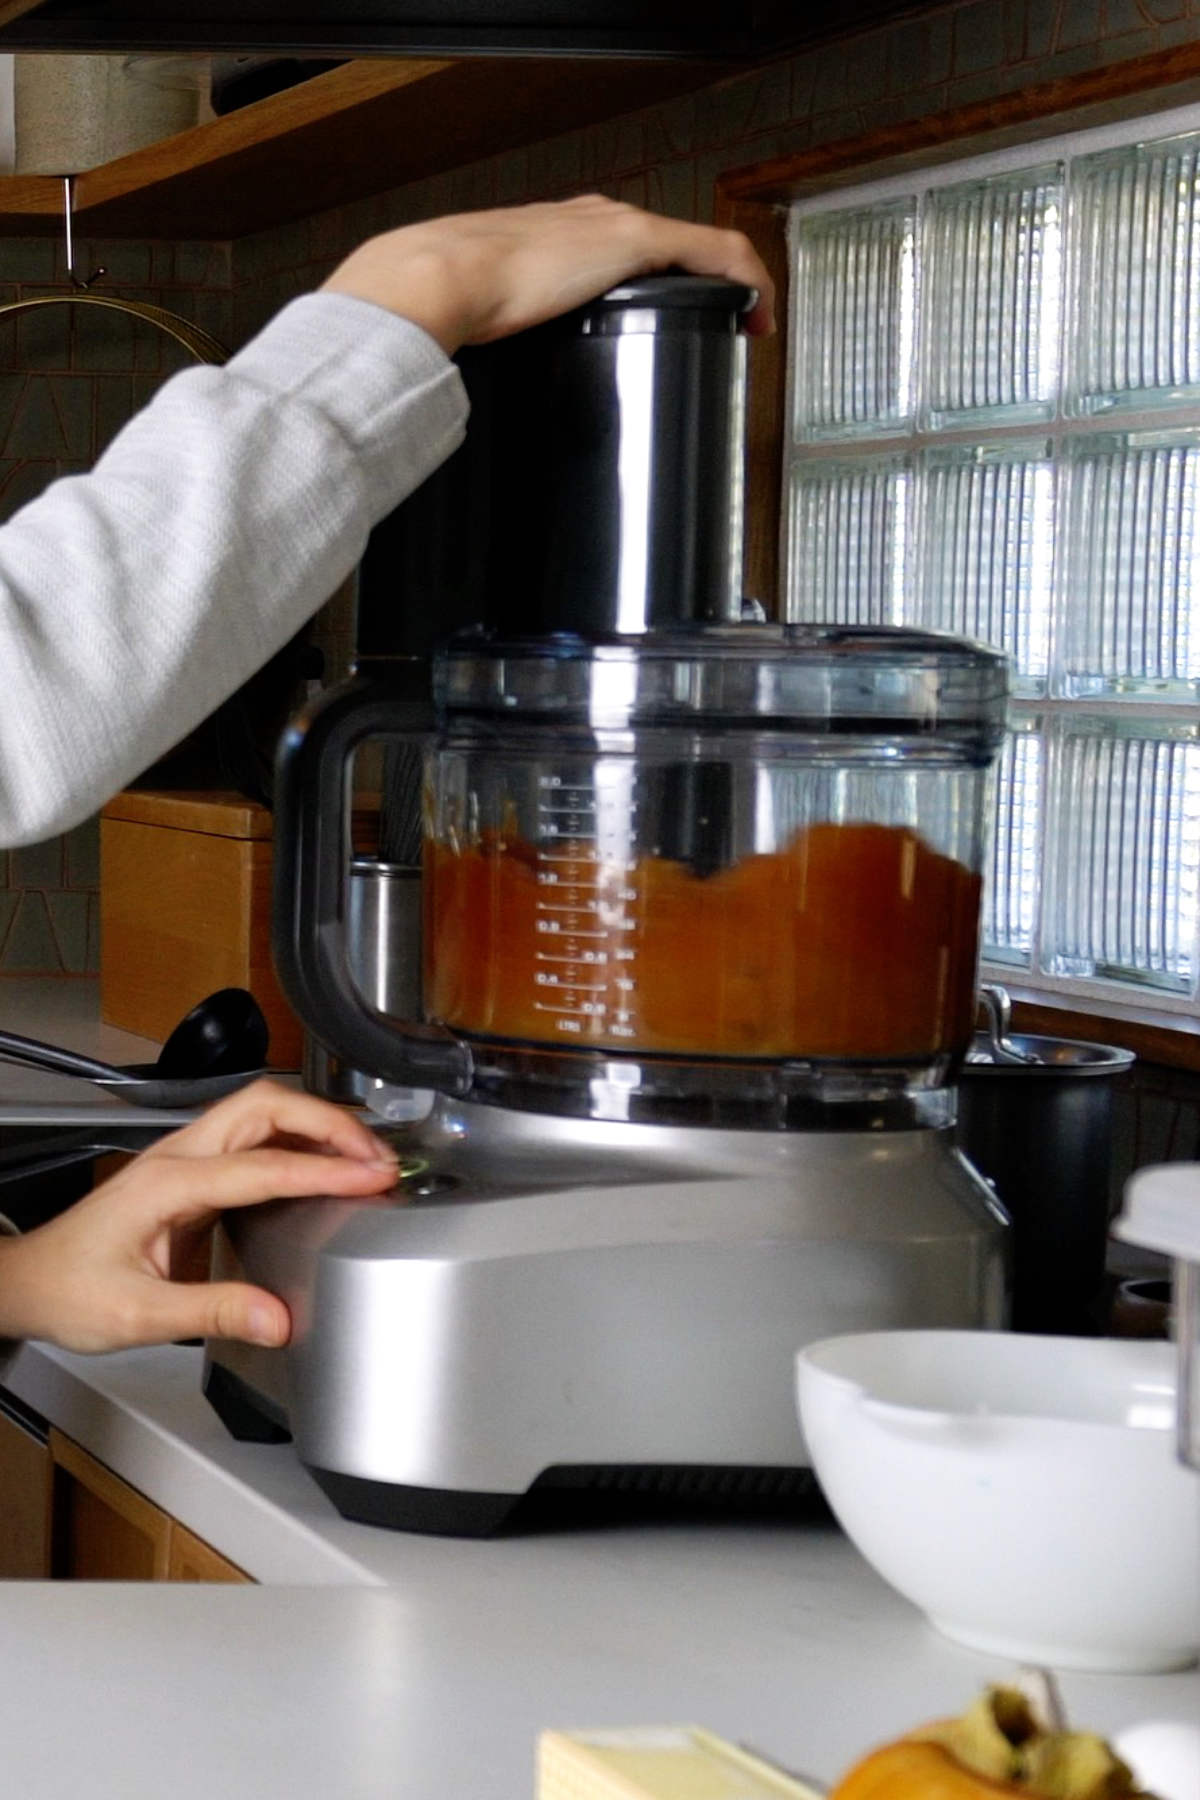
(0, 292, 469, 847)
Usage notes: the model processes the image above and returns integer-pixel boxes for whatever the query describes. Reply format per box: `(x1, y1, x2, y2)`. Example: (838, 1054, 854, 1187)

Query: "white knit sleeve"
(0, 292, 468, 847)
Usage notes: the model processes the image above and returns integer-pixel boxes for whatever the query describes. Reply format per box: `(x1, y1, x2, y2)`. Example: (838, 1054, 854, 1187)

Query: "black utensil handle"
(0, 1031, 130, 1084)
(273, 676, 473, 1095)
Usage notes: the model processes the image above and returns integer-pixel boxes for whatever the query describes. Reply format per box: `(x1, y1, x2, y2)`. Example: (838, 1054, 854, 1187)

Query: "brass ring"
(0, 292, 226, 364)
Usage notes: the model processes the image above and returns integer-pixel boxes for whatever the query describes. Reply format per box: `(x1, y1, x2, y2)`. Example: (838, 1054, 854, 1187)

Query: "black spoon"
(0, 987, 272, 1108)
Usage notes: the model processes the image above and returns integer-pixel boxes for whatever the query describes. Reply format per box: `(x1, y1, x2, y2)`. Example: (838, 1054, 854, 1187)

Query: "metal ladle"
(0, 986, 271, 1108)
(969, 983, 1041, 1066)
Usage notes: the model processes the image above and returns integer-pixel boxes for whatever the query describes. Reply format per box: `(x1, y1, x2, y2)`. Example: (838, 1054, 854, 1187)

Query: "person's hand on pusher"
(322, 193, 776, 350)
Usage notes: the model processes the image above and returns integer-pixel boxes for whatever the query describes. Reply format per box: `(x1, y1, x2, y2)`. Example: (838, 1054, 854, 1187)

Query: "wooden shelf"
(0, 53, 732, 239)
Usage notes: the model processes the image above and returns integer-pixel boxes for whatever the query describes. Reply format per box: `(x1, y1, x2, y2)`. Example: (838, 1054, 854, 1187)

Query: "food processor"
(204, 275, 1011, 1535)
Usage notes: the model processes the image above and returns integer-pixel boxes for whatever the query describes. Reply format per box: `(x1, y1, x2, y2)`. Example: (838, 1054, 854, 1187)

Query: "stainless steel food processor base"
(204, 1097, 1009, 1536)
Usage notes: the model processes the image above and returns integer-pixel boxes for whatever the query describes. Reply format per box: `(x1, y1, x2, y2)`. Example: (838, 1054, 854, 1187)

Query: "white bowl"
(795, 1330, 1200, 1673)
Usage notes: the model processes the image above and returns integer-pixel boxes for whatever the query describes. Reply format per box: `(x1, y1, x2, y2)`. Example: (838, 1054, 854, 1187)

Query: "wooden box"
(99, 789, 303, 1069)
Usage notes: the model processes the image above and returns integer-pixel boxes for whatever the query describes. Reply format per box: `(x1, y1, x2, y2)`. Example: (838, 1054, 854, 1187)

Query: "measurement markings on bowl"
(533, 777, 640, 1038)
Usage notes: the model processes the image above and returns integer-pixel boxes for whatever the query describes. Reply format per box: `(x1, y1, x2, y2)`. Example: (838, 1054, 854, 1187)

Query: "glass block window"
(921, 168, 1063, 428)
(918, 442, 1054, 686)
(791, 200, 916, 440)
(786, 106, 1200, 1014)
(1042, 718, 1200, 993)
(1070, 137, 1200, 414)
(788, 455, 909, 622)
(984, 718, 1043, 967)
(1058, 430, 1200, 699)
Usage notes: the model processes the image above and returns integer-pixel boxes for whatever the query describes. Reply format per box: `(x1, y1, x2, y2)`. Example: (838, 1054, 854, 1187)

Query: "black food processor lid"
(565, 271, 758, 333)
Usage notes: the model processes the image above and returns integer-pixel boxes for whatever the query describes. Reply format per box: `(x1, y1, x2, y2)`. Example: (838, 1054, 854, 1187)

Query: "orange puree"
(425, 821, 982, 1060)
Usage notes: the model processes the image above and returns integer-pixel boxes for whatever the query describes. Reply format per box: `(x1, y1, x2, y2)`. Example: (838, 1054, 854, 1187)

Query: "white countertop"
(2, 1569, 1193, 1800)
(1, 1340, 1197, 1800)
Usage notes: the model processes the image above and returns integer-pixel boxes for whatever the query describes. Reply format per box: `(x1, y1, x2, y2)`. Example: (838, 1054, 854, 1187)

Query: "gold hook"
(62, 176, 107, 292)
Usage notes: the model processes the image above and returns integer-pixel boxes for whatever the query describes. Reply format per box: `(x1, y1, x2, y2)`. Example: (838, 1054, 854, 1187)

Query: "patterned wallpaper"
(2, 0, 1199, 991)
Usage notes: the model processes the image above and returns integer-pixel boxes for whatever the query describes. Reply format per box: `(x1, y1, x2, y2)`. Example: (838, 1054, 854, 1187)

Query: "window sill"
(1001, 983, 1200, 1073)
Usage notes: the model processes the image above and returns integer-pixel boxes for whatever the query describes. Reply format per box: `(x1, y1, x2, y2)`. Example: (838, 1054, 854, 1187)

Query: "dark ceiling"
(0, 0, 935, 60)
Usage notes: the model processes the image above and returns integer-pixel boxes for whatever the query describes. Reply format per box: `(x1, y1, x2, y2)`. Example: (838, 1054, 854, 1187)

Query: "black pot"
(955, 1033, 1134, 1335)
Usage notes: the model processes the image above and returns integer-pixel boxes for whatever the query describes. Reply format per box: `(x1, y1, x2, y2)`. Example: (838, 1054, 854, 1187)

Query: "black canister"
(356, 273, 756, 658)
(956, 1033, 1135, 1335)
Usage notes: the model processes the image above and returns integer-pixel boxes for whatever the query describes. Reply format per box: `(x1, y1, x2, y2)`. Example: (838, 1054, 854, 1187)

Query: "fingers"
(112, 1279, 292, 1350)
(474, 197, 775, 342)
(601, 203, 775, 334)
(0, 1229, 289, 1353)
(323, 194, 775, 352)
(150, 1077, 397, 1167)
(127, 1140, 399, 1231)
(517, 193, 771, 302)
(35, 1274, 291, 1354)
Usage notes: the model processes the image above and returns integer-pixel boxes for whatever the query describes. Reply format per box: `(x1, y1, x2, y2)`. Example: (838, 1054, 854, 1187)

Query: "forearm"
(0, 293, 466, 848)
(0, 1232, 56, 1346)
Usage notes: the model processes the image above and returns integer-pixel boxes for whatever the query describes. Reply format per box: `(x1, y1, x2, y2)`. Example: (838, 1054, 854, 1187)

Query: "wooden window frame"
(713, 40, 1200, 1074)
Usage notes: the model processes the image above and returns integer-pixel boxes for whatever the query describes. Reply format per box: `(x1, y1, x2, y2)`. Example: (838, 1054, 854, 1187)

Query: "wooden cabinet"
(50, 1429, 170, 1579)
(166, 1519, 250, 1584)
(0, 1398, 250, 1582)
(0, 1397, 53, 1578)
(48, 1429, 250, 1582)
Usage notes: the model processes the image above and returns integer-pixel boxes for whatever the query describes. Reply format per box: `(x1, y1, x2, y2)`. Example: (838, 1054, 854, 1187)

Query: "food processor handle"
(272, 677, 473, 1096)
